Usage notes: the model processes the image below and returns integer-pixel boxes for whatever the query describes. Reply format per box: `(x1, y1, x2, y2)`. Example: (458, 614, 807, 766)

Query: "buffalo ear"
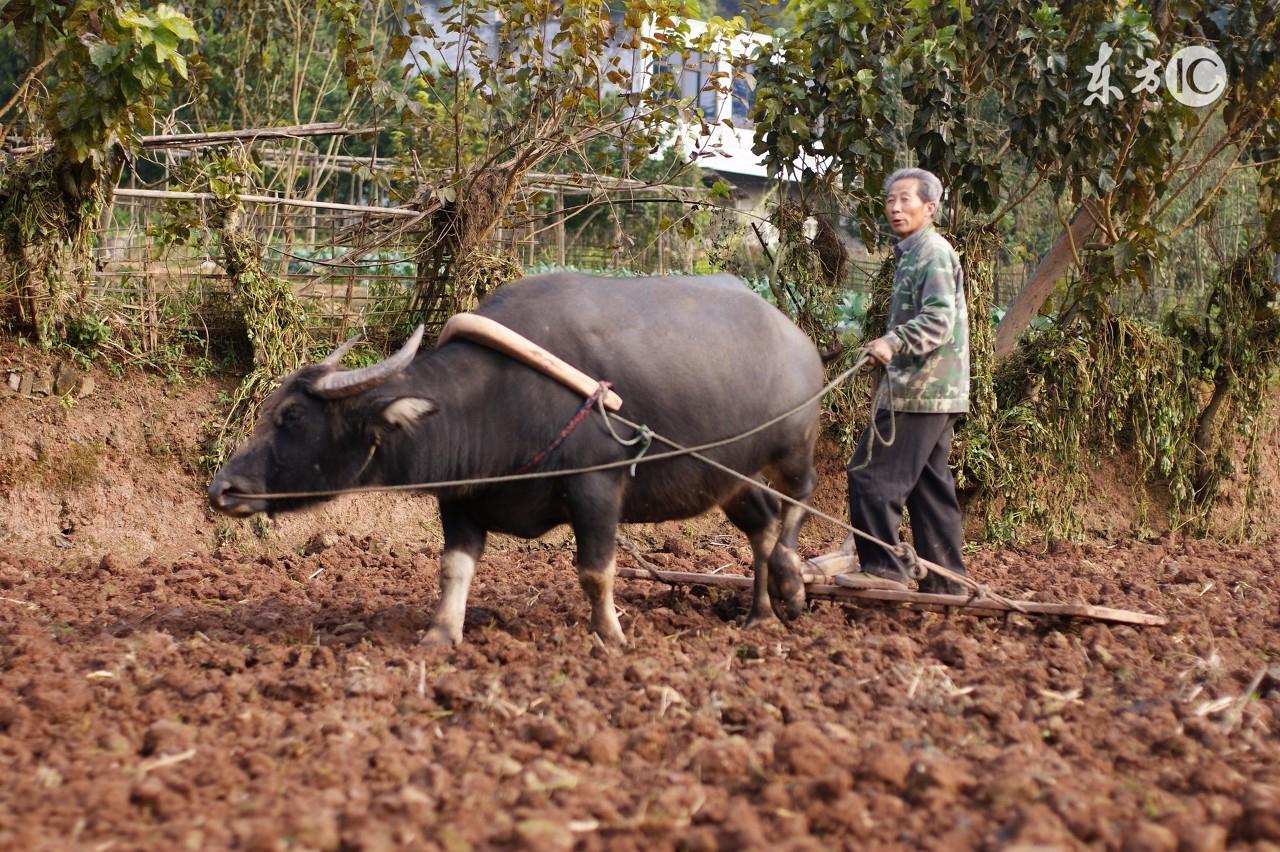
(380, 397, 437, 428)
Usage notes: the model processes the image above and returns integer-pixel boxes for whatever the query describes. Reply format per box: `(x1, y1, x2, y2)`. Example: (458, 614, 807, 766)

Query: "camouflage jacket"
(878, 225, 969, 414)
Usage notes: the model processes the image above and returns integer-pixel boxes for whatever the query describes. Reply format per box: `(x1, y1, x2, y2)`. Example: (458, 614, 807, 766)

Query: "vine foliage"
(0, 0, 196, 344)
(970, 245, 1279, 542)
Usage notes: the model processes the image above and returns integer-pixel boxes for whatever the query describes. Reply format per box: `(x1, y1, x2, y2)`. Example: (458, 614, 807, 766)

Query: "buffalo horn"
(311, 325, 425, 399)
(320, 333, 362, 367)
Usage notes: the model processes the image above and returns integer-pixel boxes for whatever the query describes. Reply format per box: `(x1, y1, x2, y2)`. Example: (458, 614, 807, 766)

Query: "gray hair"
(884, 168, 944, 211)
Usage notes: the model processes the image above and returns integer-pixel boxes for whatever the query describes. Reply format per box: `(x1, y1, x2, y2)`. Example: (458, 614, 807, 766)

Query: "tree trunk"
(1192, 370, 1231, 496)
(993, 206, 1098, 359)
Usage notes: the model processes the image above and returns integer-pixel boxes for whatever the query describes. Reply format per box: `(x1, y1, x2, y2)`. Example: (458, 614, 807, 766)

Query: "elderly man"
(817, 167, 970, 594)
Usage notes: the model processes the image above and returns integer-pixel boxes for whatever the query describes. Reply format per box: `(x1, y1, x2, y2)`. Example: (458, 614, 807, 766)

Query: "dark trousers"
(847, 409, 966, 590)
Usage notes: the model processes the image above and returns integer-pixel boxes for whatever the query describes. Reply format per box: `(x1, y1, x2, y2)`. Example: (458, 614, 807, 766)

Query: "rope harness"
(226, 337, 1011, 607)
(514, 381, 615, 474)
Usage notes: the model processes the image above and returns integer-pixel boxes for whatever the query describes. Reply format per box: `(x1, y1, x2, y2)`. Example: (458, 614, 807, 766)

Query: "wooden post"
(657, 203, 666, 275)
(343, 255, 355, 339)
(555, 189, 566, 268)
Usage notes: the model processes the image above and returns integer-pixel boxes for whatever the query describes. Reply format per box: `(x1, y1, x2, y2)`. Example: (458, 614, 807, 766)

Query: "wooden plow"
(616, 563, 1167, 627)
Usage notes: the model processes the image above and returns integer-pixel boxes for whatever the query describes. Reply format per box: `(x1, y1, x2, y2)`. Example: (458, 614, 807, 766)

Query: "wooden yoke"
(437, 313, 625, 412)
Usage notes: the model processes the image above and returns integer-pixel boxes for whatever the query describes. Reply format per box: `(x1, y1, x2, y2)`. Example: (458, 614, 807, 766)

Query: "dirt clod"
(141, 719, 195, 756)
(1241, 785, 1280, 842)
(1177, 823, 1228, 852)
(580, 728, 623, 766)
(662, 535, 692, 558)
(1123, 821, 1179, 852)
(861, 742, 911, 788)
(513, 818, 572, 850)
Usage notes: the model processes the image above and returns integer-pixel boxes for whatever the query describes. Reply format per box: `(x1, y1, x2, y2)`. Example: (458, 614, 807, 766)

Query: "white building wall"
(402, 6, 776, 180)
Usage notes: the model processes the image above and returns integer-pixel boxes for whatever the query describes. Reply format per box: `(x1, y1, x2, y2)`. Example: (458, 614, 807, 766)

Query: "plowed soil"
(2, 531, 1278, 851)
(3, 353, 1279, 849)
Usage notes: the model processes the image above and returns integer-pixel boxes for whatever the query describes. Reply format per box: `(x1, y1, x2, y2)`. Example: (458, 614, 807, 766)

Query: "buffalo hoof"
(767, 548, 807, 621)
(770, 589, 806, 622)
(592, 622, 628, 648)
(422, 622, 462, 647)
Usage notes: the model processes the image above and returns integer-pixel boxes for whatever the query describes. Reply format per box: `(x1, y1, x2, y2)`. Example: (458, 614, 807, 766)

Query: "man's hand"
(866, 335, 896, 366)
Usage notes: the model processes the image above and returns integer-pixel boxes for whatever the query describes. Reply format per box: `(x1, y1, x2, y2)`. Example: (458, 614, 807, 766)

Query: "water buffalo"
(208, 273, 823, 645)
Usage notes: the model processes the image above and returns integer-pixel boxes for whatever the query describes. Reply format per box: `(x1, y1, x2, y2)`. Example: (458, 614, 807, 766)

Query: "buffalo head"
(208, 326, 434, 516)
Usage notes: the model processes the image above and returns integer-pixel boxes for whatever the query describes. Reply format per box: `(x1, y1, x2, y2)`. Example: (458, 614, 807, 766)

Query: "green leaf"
(88, 41, 117, 70)
(156, 7, 197, 41)
(118, 11, 154, 30)
(1110, 239, 1136, 274)
(153, 27, 179, 53)
(120, 74, 141, 101)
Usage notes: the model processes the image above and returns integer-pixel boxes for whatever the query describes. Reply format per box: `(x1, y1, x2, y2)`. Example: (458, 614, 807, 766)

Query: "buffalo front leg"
(580, 554, 624, 646)
(424, 505, 487, 646)
(567, 473, 627, 645)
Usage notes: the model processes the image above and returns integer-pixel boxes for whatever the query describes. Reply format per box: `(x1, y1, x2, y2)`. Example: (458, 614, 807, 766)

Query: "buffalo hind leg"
(720, 482, 781, 626)
(567, 473, 627, 645)
(423, 504, 487, 646)
(766, 455, 817, 621)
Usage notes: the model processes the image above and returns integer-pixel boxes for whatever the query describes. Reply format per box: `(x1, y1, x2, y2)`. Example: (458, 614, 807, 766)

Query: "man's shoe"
(805, 534, 859, 578)
(918, 573, 968, 596)
(806, 550, 859, 578)
(832, 564, 910, 591)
